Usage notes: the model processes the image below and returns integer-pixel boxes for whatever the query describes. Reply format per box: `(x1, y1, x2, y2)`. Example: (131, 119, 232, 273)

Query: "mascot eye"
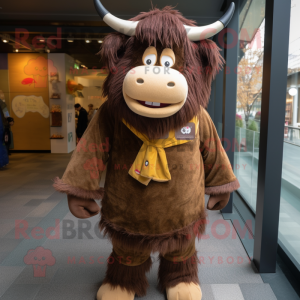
(161, 56, 174, 68)
(143, 54, 156, 66)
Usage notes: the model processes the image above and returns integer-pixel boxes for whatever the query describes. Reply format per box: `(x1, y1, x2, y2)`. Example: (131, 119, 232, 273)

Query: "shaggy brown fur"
(99, 211, 207, 256)
(99, 6, 224, 139)
(158, 252, 199, 291)
(103, 255, 152, 296)
(52, 177, 105, 199)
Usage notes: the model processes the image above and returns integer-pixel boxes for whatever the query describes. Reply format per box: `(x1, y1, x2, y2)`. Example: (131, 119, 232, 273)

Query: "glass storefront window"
(234, 0, 265, 212)
(233, 0, 300, 272)
(279, 0, 300, 271)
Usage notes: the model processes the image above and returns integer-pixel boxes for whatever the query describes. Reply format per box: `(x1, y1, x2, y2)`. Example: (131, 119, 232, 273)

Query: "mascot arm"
(199, 107, 240, 210)
(53, 104, 113, 210)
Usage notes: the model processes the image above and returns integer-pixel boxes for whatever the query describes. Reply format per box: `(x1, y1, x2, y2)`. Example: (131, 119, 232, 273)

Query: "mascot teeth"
(137, 100, 171, 109)
(145, 101, 160, 107)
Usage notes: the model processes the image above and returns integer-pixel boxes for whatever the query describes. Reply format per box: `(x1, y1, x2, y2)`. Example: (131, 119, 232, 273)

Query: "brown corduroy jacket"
(54, 101, 239, 237)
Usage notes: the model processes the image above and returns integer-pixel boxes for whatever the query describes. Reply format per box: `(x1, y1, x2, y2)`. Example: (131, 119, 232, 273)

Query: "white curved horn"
(185, 2, 235, 41)
(94, 0, 138, 36)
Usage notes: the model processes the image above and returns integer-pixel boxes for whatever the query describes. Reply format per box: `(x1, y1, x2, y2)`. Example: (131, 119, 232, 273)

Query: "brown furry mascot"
(54, 2, 239, 299)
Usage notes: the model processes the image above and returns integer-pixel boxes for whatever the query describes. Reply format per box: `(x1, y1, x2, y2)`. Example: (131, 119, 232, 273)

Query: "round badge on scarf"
(145, 160, 149, 167)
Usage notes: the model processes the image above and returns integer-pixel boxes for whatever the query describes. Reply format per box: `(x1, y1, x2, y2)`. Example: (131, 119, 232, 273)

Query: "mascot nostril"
(54, 1, 240, 300)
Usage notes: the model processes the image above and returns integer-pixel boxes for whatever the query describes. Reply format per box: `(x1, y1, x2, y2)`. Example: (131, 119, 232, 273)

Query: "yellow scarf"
(122, 117, 198, 186)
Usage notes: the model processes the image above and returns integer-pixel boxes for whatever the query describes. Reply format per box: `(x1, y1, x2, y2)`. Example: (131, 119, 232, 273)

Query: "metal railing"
(234, 126, 260, 212)
(284, 126, 300, 146)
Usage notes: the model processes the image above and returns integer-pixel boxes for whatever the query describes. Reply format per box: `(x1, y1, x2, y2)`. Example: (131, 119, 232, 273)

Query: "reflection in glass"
(234, 0, 265, 212)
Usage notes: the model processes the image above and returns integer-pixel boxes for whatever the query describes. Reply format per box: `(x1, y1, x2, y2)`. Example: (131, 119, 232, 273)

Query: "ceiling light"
(14, 49, 19, 52)
(289, 87, 298, 96)
(98, 40, 103, 43)
(45, 46, 50, 53)
(38, 36, 45, 42)
(85, 39, 90, 43)
(67, 35, 74, 42)
(2, 34, 9, 43)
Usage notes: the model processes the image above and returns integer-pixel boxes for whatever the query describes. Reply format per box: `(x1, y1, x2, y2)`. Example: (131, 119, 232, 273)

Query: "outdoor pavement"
(235, 142, 300, 268)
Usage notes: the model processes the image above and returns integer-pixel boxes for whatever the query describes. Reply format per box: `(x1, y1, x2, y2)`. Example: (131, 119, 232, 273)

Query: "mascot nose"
(124, 66, 188, 104)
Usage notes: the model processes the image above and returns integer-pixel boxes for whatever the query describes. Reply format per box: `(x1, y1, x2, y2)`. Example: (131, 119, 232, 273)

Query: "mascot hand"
(68, 195, 100, 218)
(207, 192, 230, 211)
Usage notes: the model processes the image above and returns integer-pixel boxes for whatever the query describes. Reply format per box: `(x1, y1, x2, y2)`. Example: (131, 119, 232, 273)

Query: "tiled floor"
(0, 153, 281, 299)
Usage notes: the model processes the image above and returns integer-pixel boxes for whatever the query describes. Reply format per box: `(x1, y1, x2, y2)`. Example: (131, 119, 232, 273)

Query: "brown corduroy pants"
(103, 237, 199, 296)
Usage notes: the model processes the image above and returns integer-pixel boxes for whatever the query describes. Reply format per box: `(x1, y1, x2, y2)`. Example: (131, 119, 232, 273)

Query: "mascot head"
(95, 1, 234, 138)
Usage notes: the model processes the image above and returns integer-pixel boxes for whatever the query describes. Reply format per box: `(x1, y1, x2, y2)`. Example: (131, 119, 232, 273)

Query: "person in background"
(0, 99, 14, 156)
(0, 100, 9, 168)
(4, 117, 14, 155)
(87, 104, 96, 124)
(74, 103, 88, 143)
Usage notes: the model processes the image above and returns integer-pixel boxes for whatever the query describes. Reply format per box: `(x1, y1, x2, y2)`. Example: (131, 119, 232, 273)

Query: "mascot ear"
(196, 39, 224, 86)
(99, 32, 129, 70)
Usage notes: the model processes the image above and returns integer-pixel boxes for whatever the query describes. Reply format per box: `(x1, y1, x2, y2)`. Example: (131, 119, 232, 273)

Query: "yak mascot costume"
(54, 1, 239, 299)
